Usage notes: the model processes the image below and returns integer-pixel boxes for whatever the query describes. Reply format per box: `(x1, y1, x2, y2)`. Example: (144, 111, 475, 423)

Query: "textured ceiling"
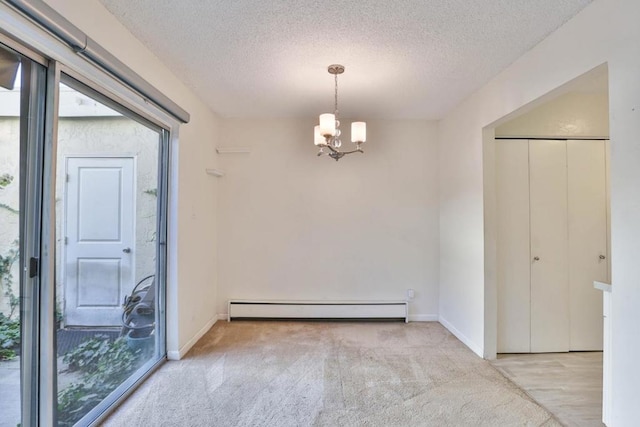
(99, 0, 593, 120)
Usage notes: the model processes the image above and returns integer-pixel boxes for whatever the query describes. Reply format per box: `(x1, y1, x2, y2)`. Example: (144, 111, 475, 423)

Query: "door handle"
(122, 247, 131, 253)
(599, 255, 606, 260)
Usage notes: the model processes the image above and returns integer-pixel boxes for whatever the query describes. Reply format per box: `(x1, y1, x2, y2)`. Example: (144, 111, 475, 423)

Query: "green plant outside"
(0, 171, 20, 359)
(0, 313, 19, 360)
(0, 239, 20, 360)
(58, 336, 145, 426)
(0, 173, 13, 188)
(0, 240, 19, 317)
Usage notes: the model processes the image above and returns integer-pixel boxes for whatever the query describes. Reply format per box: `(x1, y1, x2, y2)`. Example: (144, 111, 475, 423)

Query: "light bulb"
(319, 114, 336, 137)
(314, 125, 324, 146)
(351, 122, 366, 143)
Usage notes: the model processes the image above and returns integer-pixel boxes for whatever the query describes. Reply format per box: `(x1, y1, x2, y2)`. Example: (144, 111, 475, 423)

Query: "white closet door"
(530, 140, 570, 353)
(567, 140, 606, 351)
(496, 140, 531, 353)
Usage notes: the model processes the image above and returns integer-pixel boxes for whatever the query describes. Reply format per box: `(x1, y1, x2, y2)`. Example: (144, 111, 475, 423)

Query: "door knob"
(599, 255, 606, 260)
(533, 256, 540, 261)
(122, 247, 131, 253)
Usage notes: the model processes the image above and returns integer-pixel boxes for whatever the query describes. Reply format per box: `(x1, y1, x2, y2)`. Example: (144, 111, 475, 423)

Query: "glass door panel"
(0, 44, 23, 427)
(0, 43, 46, 427)
(54, 76, 164, 426)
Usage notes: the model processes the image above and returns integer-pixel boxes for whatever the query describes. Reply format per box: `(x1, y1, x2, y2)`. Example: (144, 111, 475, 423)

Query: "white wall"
(30, 0, 640, 423)
(438, 0, 640, 424)
(44, 0, 221, 357)
(217, 119, 439, 320)
(495, 91, 609, 138)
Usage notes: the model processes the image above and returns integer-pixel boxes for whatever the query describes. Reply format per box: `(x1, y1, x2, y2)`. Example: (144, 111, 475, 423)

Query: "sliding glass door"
(0, 37, 170, 427)
(54, 75, 167, 426)
(0, 42, 24, 427)
(0, 43, 46, 427)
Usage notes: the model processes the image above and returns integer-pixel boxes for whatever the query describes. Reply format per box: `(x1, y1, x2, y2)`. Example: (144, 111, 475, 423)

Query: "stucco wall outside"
(0, 118, 19, 316)
(0, 115, 159, 324)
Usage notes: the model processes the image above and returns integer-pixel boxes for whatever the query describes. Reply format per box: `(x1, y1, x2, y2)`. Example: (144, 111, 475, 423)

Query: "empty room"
(0, 0, 639, 426)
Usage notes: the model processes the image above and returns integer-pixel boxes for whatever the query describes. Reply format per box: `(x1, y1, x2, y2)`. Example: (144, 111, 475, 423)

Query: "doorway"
(485, 64, 610, 354)
(63, 156, 136, 327)
(483, 64, 611, 426)
(495, 138, 609, 353)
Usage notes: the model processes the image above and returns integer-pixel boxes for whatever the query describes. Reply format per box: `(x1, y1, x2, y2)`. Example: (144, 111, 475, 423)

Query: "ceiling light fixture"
(314, 64, 366, 161)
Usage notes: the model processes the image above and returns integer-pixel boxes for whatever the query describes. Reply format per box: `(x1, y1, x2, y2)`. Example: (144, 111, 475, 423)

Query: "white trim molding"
(438, 315, 483, 357)
(228, 299, 409, 322)
(166, 316, 217, 360)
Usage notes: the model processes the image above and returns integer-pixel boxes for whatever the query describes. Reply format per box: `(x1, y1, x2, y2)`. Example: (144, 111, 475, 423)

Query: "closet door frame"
(495, 137, 610, 354)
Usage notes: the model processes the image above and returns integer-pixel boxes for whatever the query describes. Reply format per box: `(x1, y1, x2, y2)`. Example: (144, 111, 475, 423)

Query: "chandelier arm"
(336, 148, 363, 155)
(325, 143, 338, 153)
(326, 146, 362, 156)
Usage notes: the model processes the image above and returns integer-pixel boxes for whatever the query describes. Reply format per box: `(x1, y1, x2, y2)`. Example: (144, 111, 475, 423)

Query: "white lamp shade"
(314, 125, 325, 146)
(319, 113, 336, 137)
(351, 121, 366, 143)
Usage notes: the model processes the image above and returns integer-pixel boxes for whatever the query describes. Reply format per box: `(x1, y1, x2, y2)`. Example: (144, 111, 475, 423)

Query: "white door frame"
(61, 153, 137, 327)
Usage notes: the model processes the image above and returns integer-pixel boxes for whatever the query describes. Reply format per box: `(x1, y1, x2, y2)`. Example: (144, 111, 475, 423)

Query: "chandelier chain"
(334, 72, 339, 116)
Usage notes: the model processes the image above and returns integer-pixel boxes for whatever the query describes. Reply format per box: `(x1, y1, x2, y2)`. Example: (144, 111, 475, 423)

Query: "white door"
(64, 157, 135, 326)
(529, 140, 570, 353)
(496, 140, 531, 353)
(567, 140, 607, 350)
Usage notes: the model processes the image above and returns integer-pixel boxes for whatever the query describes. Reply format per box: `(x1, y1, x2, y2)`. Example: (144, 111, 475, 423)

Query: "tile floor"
(492, 352, 604, 427)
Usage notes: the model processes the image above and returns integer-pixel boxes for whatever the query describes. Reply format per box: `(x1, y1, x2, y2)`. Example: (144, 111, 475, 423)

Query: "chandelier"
(314, 64, 366, 161)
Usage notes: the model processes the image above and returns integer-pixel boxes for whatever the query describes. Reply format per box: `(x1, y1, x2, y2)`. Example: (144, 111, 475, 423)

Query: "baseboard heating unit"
(228, 300, 409, 322)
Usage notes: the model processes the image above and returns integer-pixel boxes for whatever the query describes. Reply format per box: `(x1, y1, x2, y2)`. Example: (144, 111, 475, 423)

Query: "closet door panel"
(529, 140, 570, 352)
(496, 140, 531, 352)
(567, 140, 606, 351)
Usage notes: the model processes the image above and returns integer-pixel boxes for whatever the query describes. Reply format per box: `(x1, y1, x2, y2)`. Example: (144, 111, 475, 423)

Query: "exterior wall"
(0, 118, 19, 316)
(0, 116, 159, 322)
(438, 0, 640, 424)
(217, 119, 440, 320)
(55, 117, 159, 325)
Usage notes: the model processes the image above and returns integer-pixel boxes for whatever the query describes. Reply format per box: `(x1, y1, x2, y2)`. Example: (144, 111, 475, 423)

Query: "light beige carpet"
(103, 321, 560, 427)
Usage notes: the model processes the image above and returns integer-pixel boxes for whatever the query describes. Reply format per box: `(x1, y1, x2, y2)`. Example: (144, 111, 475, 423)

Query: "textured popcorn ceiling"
(99, 0, 593, 119)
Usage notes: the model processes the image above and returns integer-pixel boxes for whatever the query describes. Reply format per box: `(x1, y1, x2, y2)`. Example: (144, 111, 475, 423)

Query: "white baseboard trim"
(167, 316, 217, 361)
(227, 300, 408, 321)
(220, 312, 434, 322)
(408, 314, 439, 322)
(438, 315, 483, 357)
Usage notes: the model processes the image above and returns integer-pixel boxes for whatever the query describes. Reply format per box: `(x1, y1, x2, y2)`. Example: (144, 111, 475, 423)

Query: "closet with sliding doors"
(496, 139, 609, 353)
